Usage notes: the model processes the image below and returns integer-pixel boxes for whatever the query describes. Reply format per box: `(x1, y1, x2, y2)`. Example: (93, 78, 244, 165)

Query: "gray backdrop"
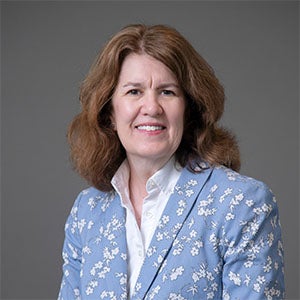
(1, 1, 299, 299)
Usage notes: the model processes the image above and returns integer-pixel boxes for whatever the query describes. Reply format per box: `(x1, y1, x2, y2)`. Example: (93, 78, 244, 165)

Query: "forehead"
(118, 53, 178, 84)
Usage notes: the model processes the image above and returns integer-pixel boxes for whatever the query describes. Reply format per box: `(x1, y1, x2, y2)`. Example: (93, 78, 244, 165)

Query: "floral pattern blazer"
(58, 162, 284, 300)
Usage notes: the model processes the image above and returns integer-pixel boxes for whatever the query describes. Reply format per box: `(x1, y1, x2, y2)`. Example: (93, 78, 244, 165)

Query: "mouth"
(135, 125, 166, 132)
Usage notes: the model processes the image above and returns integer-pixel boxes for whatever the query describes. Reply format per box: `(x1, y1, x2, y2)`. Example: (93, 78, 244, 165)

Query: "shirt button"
(149, 180, 155, 187)
(138, 250, 143, 257)
(145, 211, 153, 218)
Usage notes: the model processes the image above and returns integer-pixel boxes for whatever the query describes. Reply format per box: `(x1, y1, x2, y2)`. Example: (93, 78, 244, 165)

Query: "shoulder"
(211, 165, 270, 189)
(195, 165, 279, 229)
(70, 186, 117, 218)
(211, 165, 275, 203)
(185, 160, 272, 192)
(184, 162, 277, 211)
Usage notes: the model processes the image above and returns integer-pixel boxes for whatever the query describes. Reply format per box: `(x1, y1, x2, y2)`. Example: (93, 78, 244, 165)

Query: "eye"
(161, 90, 175, 96)
(127, 89, 140, 95)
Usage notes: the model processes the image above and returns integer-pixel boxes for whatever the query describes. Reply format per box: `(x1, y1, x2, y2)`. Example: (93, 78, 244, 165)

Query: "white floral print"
(58, 161, 284, 299)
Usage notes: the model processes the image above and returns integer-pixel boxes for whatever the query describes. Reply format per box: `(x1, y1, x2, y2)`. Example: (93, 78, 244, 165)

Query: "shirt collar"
(111, 159, 131, 207)
(146, 156, 182, 195)
(111, 156, 182, 204)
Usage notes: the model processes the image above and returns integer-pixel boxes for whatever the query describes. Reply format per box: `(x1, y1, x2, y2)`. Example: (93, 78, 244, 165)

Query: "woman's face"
(111, 53, 185, 166)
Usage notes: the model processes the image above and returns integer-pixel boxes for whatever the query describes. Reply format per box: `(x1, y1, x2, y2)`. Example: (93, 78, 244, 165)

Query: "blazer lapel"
(132, 163, 213, 299)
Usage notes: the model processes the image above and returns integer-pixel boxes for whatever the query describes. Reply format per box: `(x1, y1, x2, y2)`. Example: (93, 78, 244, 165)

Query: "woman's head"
(111, 52, 186, 169)
(68, 24, 240, 191)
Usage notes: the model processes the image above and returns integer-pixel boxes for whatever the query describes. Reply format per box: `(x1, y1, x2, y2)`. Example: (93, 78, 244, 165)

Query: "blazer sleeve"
(221, 183, 285, 299)
(58, 193, 83, 300)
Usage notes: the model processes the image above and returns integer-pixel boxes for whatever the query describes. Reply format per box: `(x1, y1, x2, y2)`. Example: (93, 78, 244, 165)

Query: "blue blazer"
(58, 163, 284, 299)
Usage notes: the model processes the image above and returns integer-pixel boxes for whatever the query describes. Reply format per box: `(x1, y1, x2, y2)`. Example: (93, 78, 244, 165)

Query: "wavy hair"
(68, 24, 240, 191)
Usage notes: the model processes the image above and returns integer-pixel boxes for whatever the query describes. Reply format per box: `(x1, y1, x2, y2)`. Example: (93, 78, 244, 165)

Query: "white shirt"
(111, 157, 182, 297)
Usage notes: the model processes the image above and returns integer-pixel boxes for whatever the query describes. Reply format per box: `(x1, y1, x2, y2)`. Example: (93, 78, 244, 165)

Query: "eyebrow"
(122, 82, 143, 88)
(122, 82, 180, 89)
(158, 83, 180, 89)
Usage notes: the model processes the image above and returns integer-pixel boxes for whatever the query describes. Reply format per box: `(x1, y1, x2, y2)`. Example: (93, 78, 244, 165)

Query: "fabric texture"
(58, 161, 285, 299)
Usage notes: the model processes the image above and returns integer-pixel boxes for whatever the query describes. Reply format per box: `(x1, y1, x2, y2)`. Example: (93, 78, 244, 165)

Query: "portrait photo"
(1, 1, 299, 299)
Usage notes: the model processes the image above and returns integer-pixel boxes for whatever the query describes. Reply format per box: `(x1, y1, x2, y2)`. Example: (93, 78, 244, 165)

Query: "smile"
(136, 125, 165, 131)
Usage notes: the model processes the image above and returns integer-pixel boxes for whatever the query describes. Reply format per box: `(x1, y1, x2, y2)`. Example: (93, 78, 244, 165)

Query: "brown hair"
(68, 24, 240, 191)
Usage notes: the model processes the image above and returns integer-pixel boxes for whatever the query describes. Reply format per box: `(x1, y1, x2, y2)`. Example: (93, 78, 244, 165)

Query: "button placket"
(138, 249, 143, 257)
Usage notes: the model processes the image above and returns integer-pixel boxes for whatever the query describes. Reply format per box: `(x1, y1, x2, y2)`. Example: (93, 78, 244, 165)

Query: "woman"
(58, 24, 284, 299)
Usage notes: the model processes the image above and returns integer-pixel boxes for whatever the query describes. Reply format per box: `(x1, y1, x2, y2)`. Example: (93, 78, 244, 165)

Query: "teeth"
(137, 125, 164, 131)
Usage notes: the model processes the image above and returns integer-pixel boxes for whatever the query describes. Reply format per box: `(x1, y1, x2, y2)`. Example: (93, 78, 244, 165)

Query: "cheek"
(172, 106, 185, 132)
(112, 102, 137, 126)
(111, 101, 124, 122)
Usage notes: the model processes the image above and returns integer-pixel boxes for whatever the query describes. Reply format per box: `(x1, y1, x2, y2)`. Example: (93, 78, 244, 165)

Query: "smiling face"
(111, 53, 185, 167)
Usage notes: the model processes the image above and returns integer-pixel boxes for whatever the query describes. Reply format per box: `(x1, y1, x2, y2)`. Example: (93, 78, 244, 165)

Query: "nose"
(141, 92, 163, 116)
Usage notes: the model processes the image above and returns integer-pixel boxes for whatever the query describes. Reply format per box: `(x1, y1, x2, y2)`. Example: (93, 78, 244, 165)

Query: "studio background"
(1, 1, 299, 299)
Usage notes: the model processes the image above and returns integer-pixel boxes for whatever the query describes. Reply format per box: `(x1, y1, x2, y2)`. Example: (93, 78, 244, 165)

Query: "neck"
(127, 155, 171, 182)
(127, 155, 172, 227)
(127, 162, 151, 227)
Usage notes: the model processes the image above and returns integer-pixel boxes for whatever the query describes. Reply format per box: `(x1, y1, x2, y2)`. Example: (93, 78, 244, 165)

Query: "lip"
(134, 122, 166, 133)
